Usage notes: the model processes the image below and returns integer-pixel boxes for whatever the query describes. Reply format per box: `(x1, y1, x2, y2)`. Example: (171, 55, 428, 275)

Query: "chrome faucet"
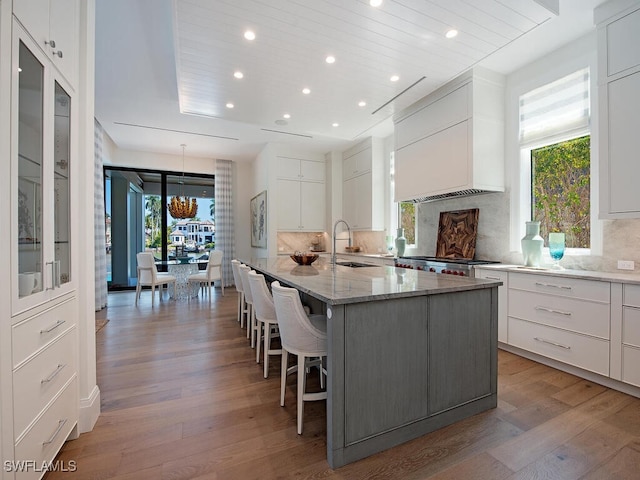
(332, 219, 352, 265)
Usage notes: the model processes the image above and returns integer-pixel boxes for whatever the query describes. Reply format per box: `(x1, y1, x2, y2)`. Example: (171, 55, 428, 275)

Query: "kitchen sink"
(336, 261, 378, 268)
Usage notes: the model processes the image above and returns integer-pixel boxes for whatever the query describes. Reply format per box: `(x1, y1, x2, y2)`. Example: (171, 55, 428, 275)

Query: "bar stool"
(231, 260, 247, 327)
(271, 281, 327, 434)
(248, 271, 281, 378)
(238, 264, 256, 347)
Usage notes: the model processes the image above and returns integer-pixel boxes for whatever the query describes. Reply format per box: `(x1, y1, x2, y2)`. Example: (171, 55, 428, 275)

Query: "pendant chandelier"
(167, 144, 198, 219)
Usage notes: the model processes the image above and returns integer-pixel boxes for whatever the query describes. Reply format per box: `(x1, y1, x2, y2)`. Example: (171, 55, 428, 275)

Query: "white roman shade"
(519, 67, 590, 145)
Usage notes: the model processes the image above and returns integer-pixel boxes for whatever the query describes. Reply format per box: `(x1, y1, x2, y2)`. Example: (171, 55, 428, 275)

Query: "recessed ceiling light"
(390, 75, 400, 82)
(325, 55, 336, 64)
(233, 71, 244, 79)
(370, 0, 383, 7)
(332, 122, 339, 127)
(445, 29, 458, 39)
(358, 101, 367, 107)
(283, 113, 291, 119)
(226, 103, 234, 109)
(302, 87, 311, 95)
(244, 30, 256, 41)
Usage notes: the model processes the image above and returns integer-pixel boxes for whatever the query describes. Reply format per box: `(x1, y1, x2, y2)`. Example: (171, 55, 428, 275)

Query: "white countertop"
(475, 263, 640, 285)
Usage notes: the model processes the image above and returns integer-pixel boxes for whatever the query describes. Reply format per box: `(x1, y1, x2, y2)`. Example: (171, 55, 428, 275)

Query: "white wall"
(106, 148, 216, 176)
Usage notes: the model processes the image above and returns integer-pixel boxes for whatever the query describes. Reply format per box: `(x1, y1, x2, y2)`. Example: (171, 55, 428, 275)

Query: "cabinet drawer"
(509, 273, 610, 302)
(14, 377, 78, 480)
(12, 298, 76, 367)
(623, 284, 640, 307)
(13, 328, 77, 439)
(622, 345, 640, 387)
(508, 317, 610, 376)
(508, 289, 610, 339)
(623, 306, 640, 347)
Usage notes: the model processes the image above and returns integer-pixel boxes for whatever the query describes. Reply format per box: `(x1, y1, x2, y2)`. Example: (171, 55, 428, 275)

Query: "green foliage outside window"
(399, 202, 416, 245)
(531, 135, 590, 249)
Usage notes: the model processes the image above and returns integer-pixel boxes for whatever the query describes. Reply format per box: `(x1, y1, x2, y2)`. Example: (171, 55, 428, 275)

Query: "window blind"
(519, 67, 590, 145)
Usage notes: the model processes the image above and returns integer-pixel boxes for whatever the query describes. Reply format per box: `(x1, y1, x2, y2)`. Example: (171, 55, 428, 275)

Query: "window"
(390, 151, 417, 247)
(399, 202, 416, 245)
(519, 67, 592, 251)
(531, 135, 590, 248)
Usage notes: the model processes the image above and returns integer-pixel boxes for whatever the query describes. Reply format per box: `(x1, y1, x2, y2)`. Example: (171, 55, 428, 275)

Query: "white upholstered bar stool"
(238, 264, 256, 346)
(271, 281, 327, 435)
(187, 250, 224, 302)
(248, 271, 282, 378)
(135, 252, 177, 305)
(231, 260, 247, 327)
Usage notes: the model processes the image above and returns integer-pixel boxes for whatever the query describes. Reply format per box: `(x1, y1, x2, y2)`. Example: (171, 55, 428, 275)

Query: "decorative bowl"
(290, 253, 319, 265)
(344, 246, 361, 252)
(177, 256, 191, 264)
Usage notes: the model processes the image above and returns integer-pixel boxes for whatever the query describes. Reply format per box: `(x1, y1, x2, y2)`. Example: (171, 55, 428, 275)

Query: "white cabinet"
(507, 272, 611, 376)
(276, 156, 325, 231)
(621, 284, 640, 387)
(13, 0, 79, 88)
(12, 24, 77, 316)
(4, 21, 80, 479)
(341, 137, 384, 231)
(597, 2, 640, 218)
(393, 68, 504, 202)
(475, 268, 508, 344)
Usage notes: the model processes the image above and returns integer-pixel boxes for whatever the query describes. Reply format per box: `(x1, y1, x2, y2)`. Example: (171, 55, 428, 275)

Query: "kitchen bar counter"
(246, 256, 500, 305)
(242, 256, 501, 468)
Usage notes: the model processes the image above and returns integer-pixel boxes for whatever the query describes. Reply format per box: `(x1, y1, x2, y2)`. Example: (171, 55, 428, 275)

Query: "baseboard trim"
(78, 385, 101, 433)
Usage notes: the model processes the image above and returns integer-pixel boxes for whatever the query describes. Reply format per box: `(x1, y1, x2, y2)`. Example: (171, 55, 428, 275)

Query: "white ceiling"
(95, 0, 606, 162)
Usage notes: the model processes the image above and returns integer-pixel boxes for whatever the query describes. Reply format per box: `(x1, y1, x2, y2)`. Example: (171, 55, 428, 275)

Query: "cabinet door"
(15, 37, 46, 303)
(54, 82, 72, 287)
(276, 179, 301, 230)
(276, 156, 301, 180)
(13, 0, 50, 52)
(300, 160, 324, 182)
(300, 182, 325, 231)
(607, 72, 640, 214)
(343, 148, 370, 181)
(395, 121, 469, 202)
(342, 176, 357, 228)
(48, 0, 79, 87)
(354, 173, 372, 230)
(606, 8, 640, 77)
(475, 269, 508, 343)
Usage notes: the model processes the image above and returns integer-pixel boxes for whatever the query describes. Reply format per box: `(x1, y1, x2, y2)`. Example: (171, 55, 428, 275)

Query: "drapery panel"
(94, 119, 108, 310)
(215, 159, 235, 286)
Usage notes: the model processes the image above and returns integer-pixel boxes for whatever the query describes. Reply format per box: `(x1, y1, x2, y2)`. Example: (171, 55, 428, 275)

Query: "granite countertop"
(242, 256, 501, 305)
(475, 263, 640, 285)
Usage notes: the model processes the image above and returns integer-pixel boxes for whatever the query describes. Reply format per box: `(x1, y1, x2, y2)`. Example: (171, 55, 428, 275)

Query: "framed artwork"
(250, 190, 267, 248)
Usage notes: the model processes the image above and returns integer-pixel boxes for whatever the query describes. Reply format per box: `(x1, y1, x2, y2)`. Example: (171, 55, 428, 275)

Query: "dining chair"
(248, 271, 281, 378)
(135, 252, 177, 305)
(238, 264, 256, 346)
(187, 250, 224, 301)
(271, 281, 327, 434)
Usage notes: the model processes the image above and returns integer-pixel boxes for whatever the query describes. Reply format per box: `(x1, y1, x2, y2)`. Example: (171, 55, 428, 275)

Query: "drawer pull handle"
(534, 337, 571, 350)
(41, 319, 66, 334)
(535, 281, 572, 290)
(42, 419, 67, 446)
(41, 364, 66, 384)
(485, 276, 501, 281)
(534, 306, 572, 316)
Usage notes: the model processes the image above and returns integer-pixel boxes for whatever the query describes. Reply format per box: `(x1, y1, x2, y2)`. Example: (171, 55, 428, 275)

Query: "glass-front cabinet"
(13, 24, 75, 314)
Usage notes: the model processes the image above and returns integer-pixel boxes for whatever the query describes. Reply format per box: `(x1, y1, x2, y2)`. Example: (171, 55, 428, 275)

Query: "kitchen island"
(243, 256, 502, 468)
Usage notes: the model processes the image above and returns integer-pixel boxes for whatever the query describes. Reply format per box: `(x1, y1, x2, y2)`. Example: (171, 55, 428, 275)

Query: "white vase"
(521, 221, 543, 267)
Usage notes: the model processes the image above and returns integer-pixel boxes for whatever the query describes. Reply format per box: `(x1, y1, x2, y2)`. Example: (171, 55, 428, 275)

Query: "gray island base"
(243, 257, 501, 468)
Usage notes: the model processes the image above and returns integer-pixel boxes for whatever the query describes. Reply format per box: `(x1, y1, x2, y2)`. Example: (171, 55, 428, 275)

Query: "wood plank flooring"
(45, 289, 640, 479)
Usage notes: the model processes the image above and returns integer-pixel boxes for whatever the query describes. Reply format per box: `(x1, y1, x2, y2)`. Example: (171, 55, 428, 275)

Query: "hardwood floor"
(46, 289, 640, 479)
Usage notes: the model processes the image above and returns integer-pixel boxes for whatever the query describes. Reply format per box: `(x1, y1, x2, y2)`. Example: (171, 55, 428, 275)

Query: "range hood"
(393, 69, 505, 205)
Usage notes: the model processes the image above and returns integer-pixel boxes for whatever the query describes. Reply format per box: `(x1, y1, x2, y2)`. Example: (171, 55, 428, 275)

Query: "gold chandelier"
(168, 144, 198, 219)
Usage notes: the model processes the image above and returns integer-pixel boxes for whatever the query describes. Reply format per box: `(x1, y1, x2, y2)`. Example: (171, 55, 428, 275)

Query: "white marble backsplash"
(277, 232, 328, 253)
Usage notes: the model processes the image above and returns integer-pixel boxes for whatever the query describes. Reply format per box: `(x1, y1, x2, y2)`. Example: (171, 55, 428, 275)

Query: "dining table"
(156, 259, 208, 300)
